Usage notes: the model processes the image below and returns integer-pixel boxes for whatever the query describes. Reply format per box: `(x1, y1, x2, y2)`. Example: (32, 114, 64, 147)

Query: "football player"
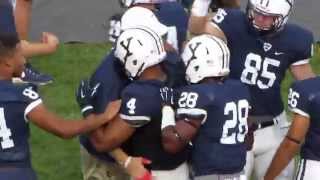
(265, 76, 320, 180)
(86, 27, 190, 180)
(160, 35, 251, 180)
(78, 7, 176, 180)
(0, 33, 114, 180)
(189, 0, 315, 179)
(119, 0, 188, 53)
(0, 0, 57, 85)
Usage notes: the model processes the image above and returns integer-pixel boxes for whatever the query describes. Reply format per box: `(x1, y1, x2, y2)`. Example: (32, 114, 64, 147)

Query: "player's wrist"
(161, 106, 175, 130)
(192, 0, 211, 17)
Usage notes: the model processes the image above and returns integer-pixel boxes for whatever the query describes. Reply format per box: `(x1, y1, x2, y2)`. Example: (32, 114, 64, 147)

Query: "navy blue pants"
(0, 167, 37, 180)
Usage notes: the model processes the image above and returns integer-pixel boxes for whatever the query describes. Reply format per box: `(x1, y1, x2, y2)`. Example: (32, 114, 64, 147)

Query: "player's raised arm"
(189, 0, 226, 41)
(27, 80, 112, 139)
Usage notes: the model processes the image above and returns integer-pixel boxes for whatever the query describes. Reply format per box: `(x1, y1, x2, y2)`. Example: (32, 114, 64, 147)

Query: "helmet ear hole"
(194, 65, 200, 72)
(133, 59, 138, 66)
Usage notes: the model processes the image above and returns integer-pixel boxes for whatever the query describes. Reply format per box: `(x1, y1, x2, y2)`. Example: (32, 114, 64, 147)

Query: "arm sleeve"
(176, 90, 207, 124)
(119, 86, 152, 127)
(288, 83, 310, 118)
(291, 30, 314, 66)
(21, 86, 43, 122)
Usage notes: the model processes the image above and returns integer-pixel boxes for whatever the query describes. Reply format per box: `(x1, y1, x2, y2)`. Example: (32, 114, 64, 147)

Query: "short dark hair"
(0, 32, 20, 59)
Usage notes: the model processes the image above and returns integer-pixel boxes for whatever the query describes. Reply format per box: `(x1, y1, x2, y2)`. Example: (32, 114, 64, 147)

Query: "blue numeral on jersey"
(0, 108, 14, 149)
(221, 100, 249, 144)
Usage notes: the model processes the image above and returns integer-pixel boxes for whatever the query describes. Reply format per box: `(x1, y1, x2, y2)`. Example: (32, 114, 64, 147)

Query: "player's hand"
(160, 86, 174, 106)
(76, 79, 100, 117)
(125, 157, 152, 180)
(41, 32, 59, 53)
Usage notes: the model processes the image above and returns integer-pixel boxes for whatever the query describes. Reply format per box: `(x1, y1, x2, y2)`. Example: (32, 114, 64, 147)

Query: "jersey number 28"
(221, 100, 249, 144)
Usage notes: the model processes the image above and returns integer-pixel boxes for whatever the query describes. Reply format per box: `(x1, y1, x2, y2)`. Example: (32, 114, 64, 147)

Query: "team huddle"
(0, 0, 319, 180)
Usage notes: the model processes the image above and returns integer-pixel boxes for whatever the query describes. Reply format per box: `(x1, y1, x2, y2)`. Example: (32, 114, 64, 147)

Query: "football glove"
(76, 79, 100, 117)
(160, 86, 174, 106)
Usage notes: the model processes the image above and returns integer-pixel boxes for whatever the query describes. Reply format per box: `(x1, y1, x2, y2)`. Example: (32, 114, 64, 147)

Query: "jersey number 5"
(221, 100, 249, 144)
(0, 108, 14, 149)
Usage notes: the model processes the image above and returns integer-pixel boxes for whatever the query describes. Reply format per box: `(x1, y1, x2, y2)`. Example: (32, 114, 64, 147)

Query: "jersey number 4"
(241, 53, 280, 89)
(221, 100, 249, 144)
(0, 108, 14, 149)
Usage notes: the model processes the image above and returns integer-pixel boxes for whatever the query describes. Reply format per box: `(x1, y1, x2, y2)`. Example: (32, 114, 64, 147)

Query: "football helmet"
(114, 26, 166, 79)
(247, 0, 293, 33)
(181, 35, 230, 84)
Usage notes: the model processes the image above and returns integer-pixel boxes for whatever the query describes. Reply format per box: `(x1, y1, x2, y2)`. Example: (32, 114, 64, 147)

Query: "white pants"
(296, 159, 320, 180)
(150, 162, 189, 180)
(244, 112, 295, 180)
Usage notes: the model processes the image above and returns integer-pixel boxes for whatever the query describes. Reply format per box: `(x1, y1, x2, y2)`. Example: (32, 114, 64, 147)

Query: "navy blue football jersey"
(0, 80, 42, 167)
(155, 1, 188, 53)
(288, 77, 320, 161)
(79, 51, 130, 162)
(212, 9, 314, 116)
(119, 80, 188, 170)
(176, 79, 251, 176)
(0, 0, 17, 35)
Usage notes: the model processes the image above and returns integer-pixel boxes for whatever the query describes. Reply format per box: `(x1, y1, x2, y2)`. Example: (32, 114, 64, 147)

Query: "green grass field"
(30, 43, 320, 180)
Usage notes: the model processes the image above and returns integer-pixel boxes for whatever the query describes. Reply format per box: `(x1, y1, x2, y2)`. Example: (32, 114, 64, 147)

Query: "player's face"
(252, 11, 277, 31)
(11, 43, 26, 77)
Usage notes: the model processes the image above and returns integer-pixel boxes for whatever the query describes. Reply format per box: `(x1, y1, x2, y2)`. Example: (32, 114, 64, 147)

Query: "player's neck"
(0, 66, 12, 81)
(201, 77, 225, 84)
(139, 65, 166, 81)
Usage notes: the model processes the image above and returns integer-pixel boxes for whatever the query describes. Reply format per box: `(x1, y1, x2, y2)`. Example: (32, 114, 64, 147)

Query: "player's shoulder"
(281, 23, 314, 46)
(0, 81, 39, 103)
(215, 8, 246, 22)
(291, 77, 320, 94)
(122, 80, 163, 97)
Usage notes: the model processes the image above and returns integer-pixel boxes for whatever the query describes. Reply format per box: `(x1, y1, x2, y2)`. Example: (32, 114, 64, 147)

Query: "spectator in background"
(7, 0, 59, 85)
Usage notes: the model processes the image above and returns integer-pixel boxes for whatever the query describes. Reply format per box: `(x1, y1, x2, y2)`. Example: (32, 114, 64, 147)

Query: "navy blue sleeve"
(0, 0, 17, 34)
(89, 53, 128, 113)
(176, 88, 207, 124)
(19, 85, 42, 121)
(288, 82, 310, 118)
(211, 8, 243, 42)
(291, 28, 314, 65)
(119, 85, 152, 127)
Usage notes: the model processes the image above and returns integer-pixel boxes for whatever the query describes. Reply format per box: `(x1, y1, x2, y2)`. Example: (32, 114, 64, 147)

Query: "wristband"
(124, 156, 132, 168)
(191, 0, 211, 17)
(161, 106, 176, 130)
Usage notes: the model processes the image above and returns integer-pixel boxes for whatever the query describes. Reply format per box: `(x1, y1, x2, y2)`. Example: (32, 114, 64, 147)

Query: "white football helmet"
(247, 0, 293, 33)
(114, 26, 166, 79)
(181, 35, 230, 84)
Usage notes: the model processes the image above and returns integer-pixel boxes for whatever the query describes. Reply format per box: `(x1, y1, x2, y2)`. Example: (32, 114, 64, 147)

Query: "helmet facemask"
(246, 0, 293, 35)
